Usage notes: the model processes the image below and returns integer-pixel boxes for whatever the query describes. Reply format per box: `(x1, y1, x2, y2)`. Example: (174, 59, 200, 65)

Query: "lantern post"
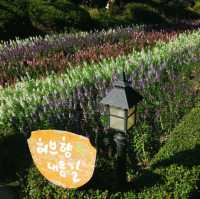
(100, 71, 143, 187)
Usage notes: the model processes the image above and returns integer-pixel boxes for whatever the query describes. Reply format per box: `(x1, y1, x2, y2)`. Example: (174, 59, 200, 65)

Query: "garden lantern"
(100, 71, 143, 133)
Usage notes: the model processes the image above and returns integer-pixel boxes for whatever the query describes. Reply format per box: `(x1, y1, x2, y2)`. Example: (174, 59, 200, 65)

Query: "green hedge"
(152, 102, 200, 164)
(148, 100, 200, 198)
(19, 100, 200, 198)
(19, 166, 137, 199)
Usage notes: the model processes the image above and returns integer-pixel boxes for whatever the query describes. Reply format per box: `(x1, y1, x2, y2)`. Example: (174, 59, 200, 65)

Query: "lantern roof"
(100, 71, 143, 109)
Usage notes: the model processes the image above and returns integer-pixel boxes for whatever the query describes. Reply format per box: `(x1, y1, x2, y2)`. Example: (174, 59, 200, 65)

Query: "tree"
(0, 0, 38, 40)
(28, 0, 92, 33)
(160, 0, 195, 7)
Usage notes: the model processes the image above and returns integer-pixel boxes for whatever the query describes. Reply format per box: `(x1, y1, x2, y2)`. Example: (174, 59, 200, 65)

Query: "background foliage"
(0, 0, 200, 40)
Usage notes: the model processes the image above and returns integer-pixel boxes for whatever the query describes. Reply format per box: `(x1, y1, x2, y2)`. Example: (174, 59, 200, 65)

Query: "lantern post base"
(113, 132, 127, 187)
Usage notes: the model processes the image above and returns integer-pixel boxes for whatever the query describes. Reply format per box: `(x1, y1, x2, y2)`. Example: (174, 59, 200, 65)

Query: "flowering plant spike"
(27, 130, 96, 189)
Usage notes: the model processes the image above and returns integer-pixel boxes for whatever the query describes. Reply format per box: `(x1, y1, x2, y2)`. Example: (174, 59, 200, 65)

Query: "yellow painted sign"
(28, 130, 96, 189)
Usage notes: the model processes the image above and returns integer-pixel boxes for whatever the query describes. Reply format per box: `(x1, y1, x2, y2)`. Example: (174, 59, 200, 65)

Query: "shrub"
(73, 0, 108, 8)
(193, 1, 200, 13)
(28, 0, 92, 33)
(151, 102, 200, 165)
(0, 0, 41, 40)
(157, 0, 200, 21)
(19, 165, 122, 199)
(19, 102, 200, 197)
(87, 8, 100, 18)
(123, 3, 167, 24)
(150, 101, 200, 197)
(0, 134, 31, 181)
(89, 8, 125, 29)
(136, 165, 199, 199)
(19, 166, 73, 199)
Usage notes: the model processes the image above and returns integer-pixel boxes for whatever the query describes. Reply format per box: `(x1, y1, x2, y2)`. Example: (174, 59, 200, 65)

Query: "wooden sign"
(27, 130, 96, 189)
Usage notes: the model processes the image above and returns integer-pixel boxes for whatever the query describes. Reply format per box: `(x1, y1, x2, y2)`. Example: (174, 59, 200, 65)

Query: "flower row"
(0, 29, 199, 140)
(1, 21, 200, 64)
(0, 31, 178, 86)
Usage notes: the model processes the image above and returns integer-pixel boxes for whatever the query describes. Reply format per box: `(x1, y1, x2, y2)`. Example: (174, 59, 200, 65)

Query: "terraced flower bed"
(0, 25, 200, 198)
(0, 29, 178, 87)
(1, 22, 200, 87)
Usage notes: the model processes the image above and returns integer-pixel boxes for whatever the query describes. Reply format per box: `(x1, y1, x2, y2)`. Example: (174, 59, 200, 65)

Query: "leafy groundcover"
(17, 99, 200, 198)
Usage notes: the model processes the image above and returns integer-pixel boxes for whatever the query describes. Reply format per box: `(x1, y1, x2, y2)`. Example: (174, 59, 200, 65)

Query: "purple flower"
(138, 79, 145, 89)
(155, 70, 161, 82)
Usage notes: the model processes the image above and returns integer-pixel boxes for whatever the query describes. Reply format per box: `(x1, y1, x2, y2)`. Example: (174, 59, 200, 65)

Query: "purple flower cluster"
(0, 30, 179, 87)
(1, 21, 199, 65)
(0, 27, 139, 64)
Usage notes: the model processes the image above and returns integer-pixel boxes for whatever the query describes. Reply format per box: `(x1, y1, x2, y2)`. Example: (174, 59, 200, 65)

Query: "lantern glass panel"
(110, 116, 125, 131)
(110, 106, 125, 118)
(127, 113, 135, 130)
(128, 106, 135, 116)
